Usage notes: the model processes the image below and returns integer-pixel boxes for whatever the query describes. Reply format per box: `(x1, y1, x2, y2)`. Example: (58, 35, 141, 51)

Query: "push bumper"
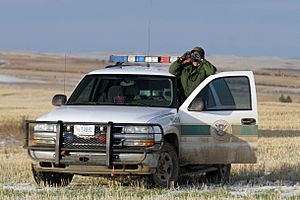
(24, 121, 163, 175)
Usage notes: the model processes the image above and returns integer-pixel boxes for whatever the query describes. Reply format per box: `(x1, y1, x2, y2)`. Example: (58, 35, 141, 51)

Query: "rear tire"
(206, 164, 231, 184)
(32, 164, 73, 187)
(151, 142, 179, 187)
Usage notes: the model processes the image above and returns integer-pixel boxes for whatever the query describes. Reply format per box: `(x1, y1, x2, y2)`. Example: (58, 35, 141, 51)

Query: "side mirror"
(188, 98, 204, 111)
(52, 94, 67, 106)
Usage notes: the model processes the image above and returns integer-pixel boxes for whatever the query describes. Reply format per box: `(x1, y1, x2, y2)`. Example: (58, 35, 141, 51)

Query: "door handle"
(241, 118, 256, 125)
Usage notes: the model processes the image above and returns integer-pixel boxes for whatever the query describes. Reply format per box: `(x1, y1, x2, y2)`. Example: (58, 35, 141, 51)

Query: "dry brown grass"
(1, 133, 299, 199)
(0, 89, 56, 122)
(258, 102, 300, 130)
(1, 52, 300, 199)
(1, 102, 299, 198)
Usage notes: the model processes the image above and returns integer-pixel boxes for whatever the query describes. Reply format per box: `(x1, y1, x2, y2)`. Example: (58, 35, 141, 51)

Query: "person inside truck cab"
(169, 47, 217, 104)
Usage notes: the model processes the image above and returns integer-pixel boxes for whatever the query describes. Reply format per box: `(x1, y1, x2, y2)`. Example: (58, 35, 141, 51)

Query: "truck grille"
(62, 124, 107, 150)
(60, 124, 123, 150)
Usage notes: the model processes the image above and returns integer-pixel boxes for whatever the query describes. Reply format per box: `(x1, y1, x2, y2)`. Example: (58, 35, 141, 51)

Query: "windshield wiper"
(127, 102, 151, 107)
(67, 102, 98, 105)
(67, 102, 151, 106)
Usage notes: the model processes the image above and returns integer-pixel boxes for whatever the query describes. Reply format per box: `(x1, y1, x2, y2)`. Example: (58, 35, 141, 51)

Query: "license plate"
(74, 125, 95, 136)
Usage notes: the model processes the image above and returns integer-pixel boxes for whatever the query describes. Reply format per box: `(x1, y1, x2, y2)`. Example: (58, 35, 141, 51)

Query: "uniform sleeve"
(203, 60, 217, 76)
(169, 61, 184, 76)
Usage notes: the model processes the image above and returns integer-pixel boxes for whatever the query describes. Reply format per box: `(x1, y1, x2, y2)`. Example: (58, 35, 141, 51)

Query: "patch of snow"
(8, 137, 20, 144)
(0, 60, 9, 68)
(228, 183, 300, 198)
(0, 59, 7, 64)
(0, 136, 20, 145)
(0, 183, 59, 192)
(172, 182, 300, 198)
(0, 140, 5, 145)
(1, 183, 36, 192)
(1, 182, 299, 198)
(0, 75, 45, 83)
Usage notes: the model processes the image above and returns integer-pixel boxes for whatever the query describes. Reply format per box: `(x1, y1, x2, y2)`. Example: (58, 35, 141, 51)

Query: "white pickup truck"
(24, 55, 258, 187)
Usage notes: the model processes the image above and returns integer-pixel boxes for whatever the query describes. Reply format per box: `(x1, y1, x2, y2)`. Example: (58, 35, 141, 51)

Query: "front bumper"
(24, 121, 163, 175)
(30, 150, 159, 175)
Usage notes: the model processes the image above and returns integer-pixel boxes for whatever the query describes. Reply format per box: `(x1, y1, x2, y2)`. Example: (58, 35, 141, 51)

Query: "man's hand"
(178, 51, 191, 63)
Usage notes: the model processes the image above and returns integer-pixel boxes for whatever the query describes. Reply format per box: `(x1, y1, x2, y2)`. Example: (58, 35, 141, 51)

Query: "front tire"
(152, 142, 179, 187)
(32, 164, 73, 187)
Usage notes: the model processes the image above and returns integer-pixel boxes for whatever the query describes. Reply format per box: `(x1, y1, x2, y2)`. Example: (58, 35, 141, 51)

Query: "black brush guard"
(24, 120, 164, 168)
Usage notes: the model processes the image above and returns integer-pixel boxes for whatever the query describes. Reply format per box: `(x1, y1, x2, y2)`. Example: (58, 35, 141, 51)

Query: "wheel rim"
(157, 152, 173, 182)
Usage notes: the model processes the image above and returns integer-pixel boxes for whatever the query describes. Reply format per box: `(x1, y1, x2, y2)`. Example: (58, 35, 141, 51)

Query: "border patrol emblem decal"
(211, 120, 232, 140)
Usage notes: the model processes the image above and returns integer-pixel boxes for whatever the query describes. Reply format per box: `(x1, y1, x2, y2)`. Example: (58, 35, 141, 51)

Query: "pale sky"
(0, 0, 300, 57)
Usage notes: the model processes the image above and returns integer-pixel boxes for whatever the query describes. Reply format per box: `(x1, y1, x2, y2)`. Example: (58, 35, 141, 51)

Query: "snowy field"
(1, 181, 300, 199)
(0, 75, 45, 83)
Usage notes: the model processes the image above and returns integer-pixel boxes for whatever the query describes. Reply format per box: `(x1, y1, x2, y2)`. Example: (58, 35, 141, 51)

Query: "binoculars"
(191, 51, 201, 62)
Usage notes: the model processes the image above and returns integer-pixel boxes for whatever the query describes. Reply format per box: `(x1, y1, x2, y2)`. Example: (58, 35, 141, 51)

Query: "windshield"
(67, 75, 175, 107)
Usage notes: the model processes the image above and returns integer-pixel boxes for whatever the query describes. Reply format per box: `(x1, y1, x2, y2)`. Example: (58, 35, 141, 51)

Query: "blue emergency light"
(135, 56, 145, 62)
(110, 56, 128, 62)
(110, 55, 179, 63)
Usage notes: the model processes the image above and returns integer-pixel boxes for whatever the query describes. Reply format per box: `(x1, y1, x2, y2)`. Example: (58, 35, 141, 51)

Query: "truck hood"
(37, 106, 175, 123)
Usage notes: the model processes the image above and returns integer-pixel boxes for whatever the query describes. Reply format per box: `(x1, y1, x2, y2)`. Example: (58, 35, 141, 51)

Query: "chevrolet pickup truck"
(24, 55, 258, 187)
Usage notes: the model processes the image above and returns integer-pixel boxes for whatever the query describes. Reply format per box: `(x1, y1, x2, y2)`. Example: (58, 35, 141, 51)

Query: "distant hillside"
(61, 51, 300, 70)
(1, 51, 300, 102)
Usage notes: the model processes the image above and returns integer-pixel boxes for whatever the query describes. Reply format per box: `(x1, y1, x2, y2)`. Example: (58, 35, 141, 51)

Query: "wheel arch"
(163, 133, 179, 155)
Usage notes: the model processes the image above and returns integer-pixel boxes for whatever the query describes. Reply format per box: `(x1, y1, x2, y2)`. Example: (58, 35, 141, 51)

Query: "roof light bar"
(110, 55, 179, 63)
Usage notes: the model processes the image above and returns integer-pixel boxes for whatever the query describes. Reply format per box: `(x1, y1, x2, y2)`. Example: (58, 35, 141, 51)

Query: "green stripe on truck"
(180, 125, 258, 136)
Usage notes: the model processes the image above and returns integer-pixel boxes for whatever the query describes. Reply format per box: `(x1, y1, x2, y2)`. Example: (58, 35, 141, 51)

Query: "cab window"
(189, 76, 251, 111)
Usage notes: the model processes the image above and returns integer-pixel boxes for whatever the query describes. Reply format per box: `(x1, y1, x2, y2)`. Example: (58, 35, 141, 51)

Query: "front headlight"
(123, 126, 151, 134)
(34, 124, 57, 132)
(32, 123, 57, 145)
(33, 133, 56, 145)
(121, 125, 163, 147)
(123, 126, 162, 134)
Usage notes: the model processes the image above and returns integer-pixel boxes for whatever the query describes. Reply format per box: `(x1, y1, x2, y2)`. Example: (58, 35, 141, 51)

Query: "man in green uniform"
(169, 47, 216, 104)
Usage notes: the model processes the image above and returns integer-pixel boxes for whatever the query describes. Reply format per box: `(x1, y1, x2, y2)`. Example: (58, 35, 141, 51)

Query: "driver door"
(178, 71, 258, 165)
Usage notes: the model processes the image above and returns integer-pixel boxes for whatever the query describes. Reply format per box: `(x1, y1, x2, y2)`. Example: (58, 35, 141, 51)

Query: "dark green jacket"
(169, 59, 216, 100)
